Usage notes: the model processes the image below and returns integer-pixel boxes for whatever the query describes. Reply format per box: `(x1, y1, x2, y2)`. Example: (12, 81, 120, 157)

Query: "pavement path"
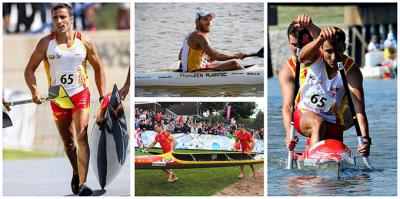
(3, 154, 130, 196)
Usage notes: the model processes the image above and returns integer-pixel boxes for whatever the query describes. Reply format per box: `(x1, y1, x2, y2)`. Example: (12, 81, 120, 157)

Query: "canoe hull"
(135, 152, 264, 169)
(293, 139, 355, 178)
(89, 85, 129, 189)
(135, 65, 264, 86)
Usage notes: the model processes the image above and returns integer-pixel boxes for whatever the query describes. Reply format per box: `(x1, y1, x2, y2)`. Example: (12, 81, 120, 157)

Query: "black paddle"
(135, 148, 162, 155)
(244, 47, 264, 58)
(287, 31, 303, 169)
(3, 85, 75, 109)
(332, 40, 373, 169)
(3, 111, 12, 128)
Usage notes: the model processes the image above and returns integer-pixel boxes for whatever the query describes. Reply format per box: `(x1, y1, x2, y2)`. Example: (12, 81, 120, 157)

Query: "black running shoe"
(71, 173, 79, 195)
(78, 184, 93, 196)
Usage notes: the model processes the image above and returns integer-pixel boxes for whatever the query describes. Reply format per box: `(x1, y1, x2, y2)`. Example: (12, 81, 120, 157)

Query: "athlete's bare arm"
(298, 34, 324, 65)
(250, 138, 256, 152)
(142, 140, 157, 152)
(83, 35, 106, 98)
(119, 67, 130, 101)
(278, 63, 295, 141)
(24, 36, 50, 104)
(169, 135, 177, 152)
(294, 14, 321, 39)
(346, 63, 370, 156)
(190, 32, 245, 61)
(178, 48, 182, 61)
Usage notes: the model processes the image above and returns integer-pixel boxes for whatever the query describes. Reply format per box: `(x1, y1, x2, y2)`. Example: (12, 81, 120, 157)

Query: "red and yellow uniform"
(155, 130, 172, 153)
(44, 31, 90, 120)
(236, 131, 253, 153)
(287, 53, 354, 140)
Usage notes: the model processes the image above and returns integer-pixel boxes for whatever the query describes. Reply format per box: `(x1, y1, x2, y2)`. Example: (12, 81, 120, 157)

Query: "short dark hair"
(52, 3, 73, 17)
(327, 27, 346, 46)
(287, 22, 313, 43)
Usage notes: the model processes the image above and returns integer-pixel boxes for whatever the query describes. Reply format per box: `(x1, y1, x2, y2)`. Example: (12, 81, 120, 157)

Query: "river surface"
(267, 78, 397, 196)
(135, 3, 264, 97)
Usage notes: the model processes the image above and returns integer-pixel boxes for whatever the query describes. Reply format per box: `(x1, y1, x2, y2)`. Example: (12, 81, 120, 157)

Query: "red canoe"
(293, 139, 356, 178)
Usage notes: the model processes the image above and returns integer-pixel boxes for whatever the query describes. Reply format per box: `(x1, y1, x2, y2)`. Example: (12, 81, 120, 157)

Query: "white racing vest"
(297, 57, 346, 123)
(44, 32, 88, 97)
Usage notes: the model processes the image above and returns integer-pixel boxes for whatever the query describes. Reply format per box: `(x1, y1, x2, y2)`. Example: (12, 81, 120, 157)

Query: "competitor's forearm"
(305, 23, 321, 39)
(212, 51, 236, 61)
(299, 36, 324, 64)
(357, 113, 370, 138)
(24, 68, 39, 95)
(282, 105, 292, 137)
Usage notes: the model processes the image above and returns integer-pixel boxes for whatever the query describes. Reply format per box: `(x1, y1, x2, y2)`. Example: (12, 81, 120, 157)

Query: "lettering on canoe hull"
(180, 73, 204, 78)
(247, 72, 261, 76)
(205, 73, 227, 77)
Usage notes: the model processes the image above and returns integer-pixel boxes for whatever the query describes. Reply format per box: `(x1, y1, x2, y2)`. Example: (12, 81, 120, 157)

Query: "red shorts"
(51, 89, 90, 120)
(293, 109, 344, 141)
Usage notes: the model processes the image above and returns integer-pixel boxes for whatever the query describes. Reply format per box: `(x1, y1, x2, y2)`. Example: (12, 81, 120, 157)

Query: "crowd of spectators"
(135, 107, 264, 140)
(3, 3, 130, 34)
(368, 32, 397, 77)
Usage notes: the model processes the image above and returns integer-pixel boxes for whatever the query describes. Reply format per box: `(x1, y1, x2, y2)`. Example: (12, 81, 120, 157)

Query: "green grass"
(3, 149, 58, 160)
(270, 6, 344, 30)
(96, 3, 119, 29)
(135, 149, 264, 196)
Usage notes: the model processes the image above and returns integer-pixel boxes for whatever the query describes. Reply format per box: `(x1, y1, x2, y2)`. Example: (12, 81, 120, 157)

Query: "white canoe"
(135, 65, 264, 86)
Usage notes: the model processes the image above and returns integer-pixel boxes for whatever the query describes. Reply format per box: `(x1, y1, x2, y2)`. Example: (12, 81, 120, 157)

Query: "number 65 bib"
(55, 66, 84, 89)
(302, 86, 336, 113)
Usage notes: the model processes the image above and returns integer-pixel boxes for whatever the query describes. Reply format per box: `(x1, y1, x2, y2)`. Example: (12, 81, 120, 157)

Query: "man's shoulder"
(38, 33, 53, 43)
(189, 31, 207, 40)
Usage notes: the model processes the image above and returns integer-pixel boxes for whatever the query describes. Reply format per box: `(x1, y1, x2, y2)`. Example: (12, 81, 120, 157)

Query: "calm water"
(135, 3, 264, 97)
(268, 78, 397, 196)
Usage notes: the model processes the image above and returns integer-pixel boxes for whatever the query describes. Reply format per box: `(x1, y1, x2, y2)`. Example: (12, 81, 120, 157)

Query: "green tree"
(158, 102, 182, 109)
(253, 110, 264, 129)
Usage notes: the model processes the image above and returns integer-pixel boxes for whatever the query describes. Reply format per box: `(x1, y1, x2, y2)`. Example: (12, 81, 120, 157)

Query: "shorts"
(293, 109, 344, 141)
(51, 89, 90, 120)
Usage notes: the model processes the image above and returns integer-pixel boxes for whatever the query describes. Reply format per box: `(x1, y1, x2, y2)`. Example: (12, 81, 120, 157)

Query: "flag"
(226, 105, 231, 120)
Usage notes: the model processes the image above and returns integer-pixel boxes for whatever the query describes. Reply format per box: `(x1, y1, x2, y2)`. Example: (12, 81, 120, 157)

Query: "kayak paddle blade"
(3, 111, 13, 128)
(48, 85, 75, 109)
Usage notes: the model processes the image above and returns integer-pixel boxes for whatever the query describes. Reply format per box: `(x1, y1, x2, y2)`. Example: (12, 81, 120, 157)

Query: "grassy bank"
(135, 149, 264, 196)
(270, 6, 344, 31)
(3, 149, 58, 160)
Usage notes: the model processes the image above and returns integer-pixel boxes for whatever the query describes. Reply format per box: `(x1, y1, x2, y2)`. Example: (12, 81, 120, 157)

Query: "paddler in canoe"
(142, 122, 178, 182)
(178, 11, 246, 72)
(279, 15, 371, 157)
(23, 3, 106, 196)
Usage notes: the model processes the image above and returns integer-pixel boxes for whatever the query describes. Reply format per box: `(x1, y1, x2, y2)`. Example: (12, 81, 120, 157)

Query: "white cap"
(196, 11, 216, 20)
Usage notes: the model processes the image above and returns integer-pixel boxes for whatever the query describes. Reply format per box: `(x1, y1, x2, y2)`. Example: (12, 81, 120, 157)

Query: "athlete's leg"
(72, 109, 90, 186)
(210, 60, 243, 71)
(54, 118, 78, 174)
(298, 111, 326, 146)
(239, 166, 244, 178)
(249, 164, 255, 177)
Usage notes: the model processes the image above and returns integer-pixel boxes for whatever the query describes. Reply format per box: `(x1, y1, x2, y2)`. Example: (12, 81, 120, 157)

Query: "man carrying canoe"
(142, 123, 178, 182)
(235, 125, 256, 178)
(294, 25, 371, 156)
(24, 3, 106, 196)
(178, 11, 246, 72)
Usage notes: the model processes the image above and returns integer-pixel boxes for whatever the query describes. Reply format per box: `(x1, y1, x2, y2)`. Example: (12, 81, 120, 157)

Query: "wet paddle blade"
(3, 111, 13, 128)
(48, 85, 75, 109)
